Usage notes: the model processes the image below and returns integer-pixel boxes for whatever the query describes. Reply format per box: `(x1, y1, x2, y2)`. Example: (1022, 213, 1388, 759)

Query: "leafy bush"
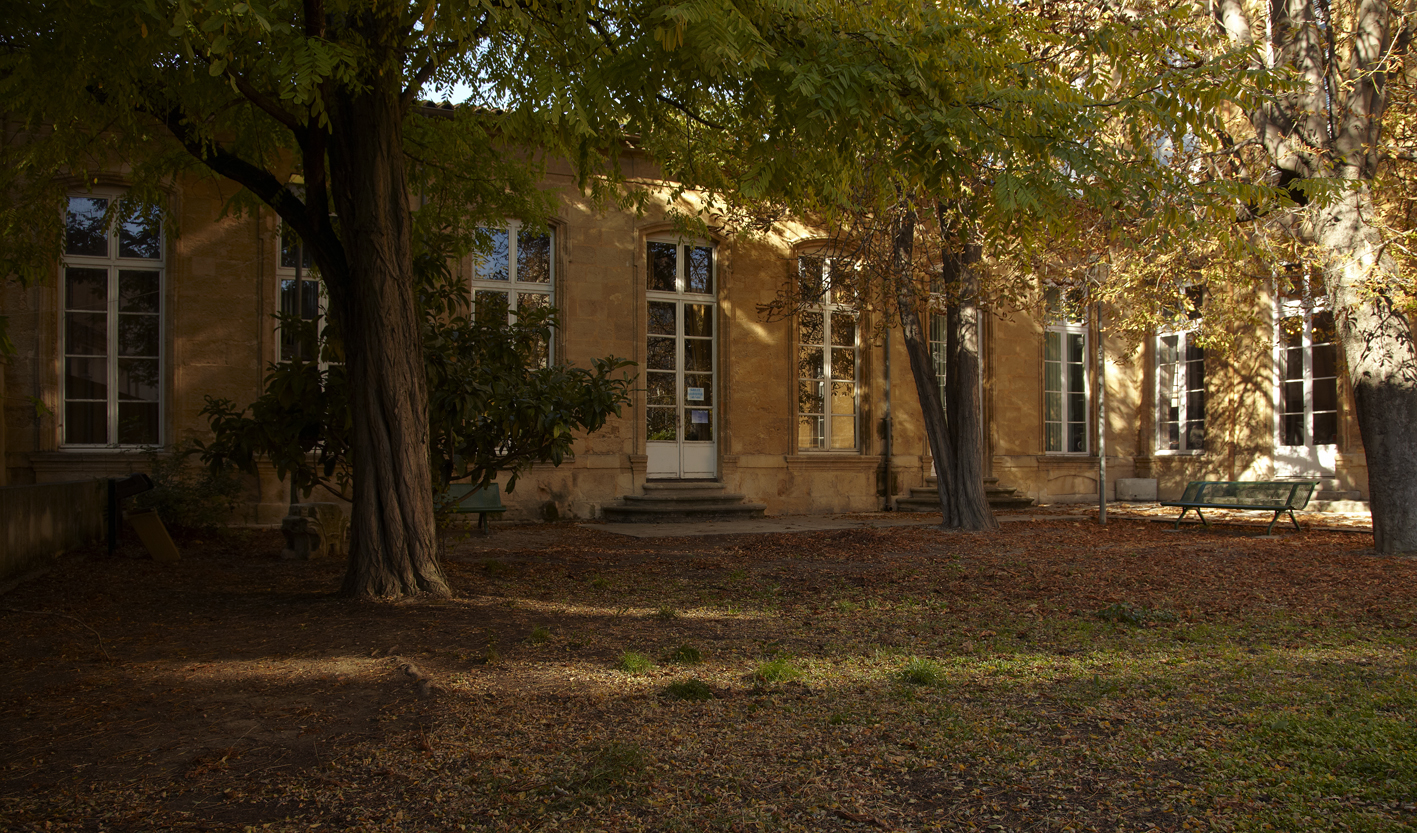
(132, 443, 245, 532)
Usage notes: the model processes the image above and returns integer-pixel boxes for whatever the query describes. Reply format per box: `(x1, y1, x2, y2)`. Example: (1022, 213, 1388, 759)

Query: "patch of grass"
(897, 657, 946, 687)
(528, 625, 551, 644)
(654, 606, 679, 621)
(577, 742, 647, 793)
(727, 568, 748, 582)
(480, 559, 510, 576)
(667, 645, 703, 665)
(589, 576, 608, 590)
(663, 678, 715, 701)
(752, 657, 803, 684)
(617, 651, 655, 673)
(1095, 602, 1177, 627)
(834, 599, 860, 613)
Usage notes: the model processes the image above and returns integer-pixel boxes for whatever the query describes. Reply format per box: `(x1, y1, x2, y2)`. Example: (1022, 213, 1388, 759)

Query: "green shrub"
(663, 679, 715, 701)
(132, 443, 246, 532)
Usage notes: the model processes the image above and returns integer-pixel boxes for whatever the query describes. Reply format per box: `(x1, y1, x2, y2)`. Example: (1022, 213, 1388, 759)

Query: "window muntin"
(929, 312, 947, 405)
(1157, 332, 1205, 452)
(61, 195, 162, 447)
(797, 256, 858, 451)
(472, 223, 554, 366)
(1042, 285, 1087, 454)
(644, 240, 717, 445)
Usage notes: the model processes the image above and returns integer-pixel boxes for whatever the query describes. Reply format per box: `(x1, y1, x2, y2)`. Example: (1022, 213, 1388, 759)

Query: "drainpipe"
(881, 325, 893, 510)
(1096, 297, 1107, 525)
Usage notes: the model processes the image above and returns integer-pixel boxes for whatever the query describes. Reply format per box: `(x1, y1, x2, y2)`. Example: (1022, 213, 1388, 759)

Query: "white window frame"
(59, 192, 164, 448)
(929, 312, 948, 405)
(470, 222, 555, 365)
(796, 255, 860, 452)
(1155, 329, 1206, 454)
(276, 222, 327, 364)
(1042, 286, 1089, 455)
(1275, 273, 1339, 450)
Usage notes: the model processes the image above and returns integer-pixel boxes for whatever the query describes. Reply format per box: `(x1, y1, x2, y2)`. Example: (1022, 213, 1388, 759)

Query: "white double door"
(645, 296, 717, 479)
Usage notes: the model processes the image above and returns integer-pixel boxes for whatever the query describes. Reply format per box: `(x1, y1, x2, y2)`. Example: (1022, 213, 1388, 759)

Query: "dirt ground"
(1, 512, 1412, 832)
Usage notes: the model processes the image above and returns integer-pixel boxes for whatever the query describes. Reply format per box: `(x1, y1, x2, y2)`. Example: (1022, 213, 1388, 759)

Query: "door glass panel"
(647, 408, 677, 441)
(647, 372, 676, 405)
(800, 312, 824, 345)
(648, 301, 676, 335)
(687, 246, 713, 294)
(648, 242, 677, 291)
(684, 374, 712, 405)
(830, 346, 855, 380)
(1312, 412, 1338, 444)
(685, 409, 713, 441)
(798, 380, 823, 414)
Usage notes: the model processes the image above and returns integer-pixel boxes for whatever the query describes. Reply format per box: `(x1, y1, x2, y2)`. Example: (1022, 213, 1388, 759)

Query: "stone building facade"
(1, 159, 1371, 522)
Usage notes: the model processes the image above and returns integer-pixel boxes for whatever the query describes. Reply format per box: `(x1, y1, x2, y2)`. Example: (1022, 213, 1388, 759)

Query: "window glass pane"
(1312, 411, 1338, 445)
(1044, 360, 1061, 395)
(799, 415, 824, 448)
(684, 339, 712, 372)
(66, 357, 108, 398)
(830, 381, 855, 415)
(1068, 422, 1086, 453)
(1186, 389, 1205, 420)
(1044, 390, 1061, 423)
(800, 312, 824, 346)
(1068, 391, 1086, 422)
(118, 358, 159, 401)
(1067, 333, 1084, 363)
(118, 314, 159, 357)
(684, 374, 712, 406)
(66, 197, 109, 257)
(646, 372, 676, 405)
(830, 346, 855, 380)
(118, 402, 160, 445)
(830, 414, 856, 450)
(516, 231, 551, 283)
(65, 402, 107, 444)
(798, 346, 823, 380)
(66, 267, 108, 311)
(65, 313, 107, 356)
(1312, 344, 1338, 379)
(798, 256, 825, 302)
(119, 215, 161, 259)
(118, 270, 160, 313)
(1285, 346, 1304, 381)
(830, 312, 856, 347)
(1185, 420, 1205, 451)
(1283, 413, 1304, 446)
(279, 224, 315, 270)
(1311, 310, 1335, 344)
(1045, 422, 1062, 453)
(475, 289, 510, 325)
(647, 408, 677, 441)
(648, 301, 676, 335)
(798, 380, 824, 414)
(648, 242, 677, 291)
(475, 229, 510, 281)
(684, 304, 712, 337)
(1068, 361, 1085, 393)
(687, 246, 713, 294)
(1044, 331, 1060, 364)
(1283, 380, 1304, 414)
(1312, 378, 1338, 412)
(646, 337, 676, 370)
(685, 409, 713, 441)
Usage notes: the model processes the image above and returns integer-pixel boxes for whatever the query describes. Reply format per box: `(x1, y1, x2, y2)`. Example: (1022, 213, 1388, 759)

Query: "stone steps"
(895, 477, 1036, 512)
(601, 481, 767, 523)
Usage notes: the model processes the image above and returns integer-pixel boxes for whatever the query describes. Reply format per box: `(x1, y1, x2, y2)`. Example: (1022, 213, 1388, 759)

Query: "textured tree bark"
(323, 32, 449, 597)
(940, 214, 997, 531)
(890, 207, 997, 531)
(1316, 189, 1417, 554)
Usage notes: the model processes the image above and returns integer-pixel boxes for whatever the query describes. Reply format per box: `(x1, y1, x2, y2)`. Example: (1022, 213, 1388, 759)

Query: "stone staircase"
(895, 476, 1035, 512)
(601, 481, 768, 523)
(1283, 477, 1369, 513)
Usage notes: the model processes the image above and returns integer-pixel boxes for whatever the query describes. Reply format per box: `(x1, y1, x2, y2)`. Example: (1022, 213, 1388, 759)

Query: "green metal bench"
(438, 483, 507, 533)
(1160, 480, 1319, 534)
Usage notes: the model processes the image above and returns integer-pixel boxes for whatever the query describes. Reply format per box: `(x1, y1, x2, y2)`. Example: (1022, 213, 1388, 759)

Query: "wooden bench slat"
(1159, 480, 1318, 534)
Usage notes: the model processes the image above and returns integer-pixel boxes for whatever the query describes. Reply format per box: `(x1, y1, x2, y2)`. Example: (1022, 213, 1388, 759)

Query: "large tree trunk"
(939, 208, 996, 531)
(890, 208, 997, 531)
(323, 42, 449, 597)
(1316, 189, 1417, 553)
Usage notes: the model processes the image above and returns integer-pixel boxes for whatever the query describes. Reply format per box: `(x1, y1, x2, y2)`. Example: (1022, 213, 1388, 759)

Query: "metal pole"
(1096, 298, 1106, 525)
